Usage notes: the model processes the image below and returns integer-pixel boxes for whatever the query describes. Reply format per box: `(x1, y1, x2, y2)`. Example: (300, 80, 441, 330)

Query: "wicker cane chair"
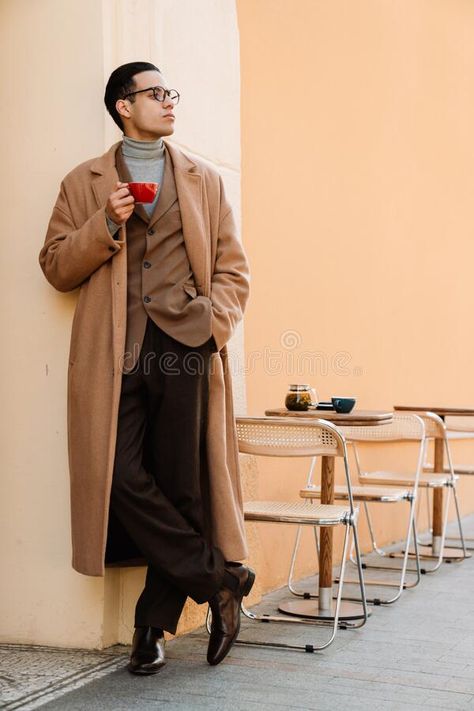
(229, 416, 368, 653)
(423, 417, 474, 550)
(296, 413, 425, 604)
(356, 412, 468, 571)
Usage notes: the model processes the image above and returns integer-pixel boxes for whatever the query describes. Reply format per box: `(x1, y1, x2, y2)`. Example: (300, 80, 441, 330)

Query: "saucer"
(313, 402, 334, 411)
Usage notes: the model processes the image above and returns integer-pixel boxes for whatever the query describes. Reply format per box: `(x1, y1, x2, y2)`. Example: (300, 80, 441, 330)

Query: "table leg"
(432, 438, 444, 556)
(318, 455, 334, 610)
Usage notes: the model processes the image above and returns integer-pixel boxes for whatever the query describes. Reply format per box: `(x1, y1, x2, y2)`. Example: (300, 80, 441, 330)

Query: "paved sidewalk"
(2, 516, 474, 710)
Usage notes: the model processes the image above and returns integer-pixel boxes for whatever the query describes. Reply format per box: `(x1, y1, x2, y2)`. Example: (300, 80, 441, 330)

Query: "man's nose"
(162, 93, 174, 109)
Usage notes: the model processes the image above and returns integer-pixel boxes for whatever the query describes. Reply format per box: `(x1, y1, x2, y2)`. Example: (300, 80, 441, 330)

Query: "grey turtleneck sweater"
(106, 135, 166, 235)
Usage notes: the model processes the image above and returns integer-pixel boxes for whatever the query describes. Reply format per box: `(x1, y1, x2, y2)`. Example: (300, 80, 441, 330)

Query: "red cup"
(128, 182, 159, 203)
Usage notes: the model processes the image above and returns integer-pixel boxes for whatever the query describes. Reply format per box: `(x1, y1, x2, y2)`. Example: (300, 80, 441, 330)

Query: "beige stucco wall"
(1, 0, 109, 650)
(1, 0, 247, 648)
(237, 0, 474, 591)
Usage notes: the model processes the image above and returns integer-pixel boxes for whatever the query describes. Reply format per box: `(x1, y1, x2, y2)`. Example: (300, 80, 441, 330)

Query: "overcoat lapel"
(147, 147, 177, 228)
(165, 141, 210, 296)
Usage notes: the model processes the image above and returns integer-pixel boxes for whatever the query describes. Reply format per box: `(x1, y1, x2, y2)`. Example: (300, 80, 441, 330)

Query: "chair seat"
(359, 471, 456, 488)
(424, 463, 474, 476)
(243, 500, 351, 525)
(300, 484, 410, 503)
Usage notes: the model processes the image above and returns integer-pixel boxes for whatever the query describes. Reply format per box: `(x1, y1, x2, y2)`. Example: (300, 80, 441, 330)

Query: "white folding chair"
(361, 412, 468, 570)
(424, 416, 474, 550)
(220, 416, 368, 653)
(295, 414, 425, 604)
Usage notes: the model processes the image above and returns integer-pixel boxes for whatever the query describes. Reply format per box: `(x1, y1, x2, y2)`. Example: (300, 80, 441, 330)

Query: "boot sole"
(242, 567, 256, 599)
(127, 661, 166, 675)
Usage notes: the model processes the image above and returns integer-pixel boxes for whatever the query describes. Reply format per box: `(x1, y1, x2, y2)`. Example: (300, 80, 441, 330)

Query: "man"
(39, 61, 253, 674)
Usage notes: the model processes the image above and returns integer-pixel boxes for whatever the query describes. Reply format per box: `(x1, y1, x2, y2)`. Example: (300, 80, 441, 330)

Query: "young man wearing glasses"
(39, 62, 253, 674)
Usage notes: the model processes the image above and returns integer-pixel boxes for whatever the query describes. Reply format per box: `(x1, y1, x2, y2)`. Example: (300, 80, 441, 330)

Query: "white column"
(101, 0, 245, 644)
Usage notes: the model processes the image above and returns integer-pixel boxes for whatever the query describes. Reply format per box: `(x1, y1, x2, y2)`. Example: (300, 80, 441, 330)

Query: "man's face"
(117, 70, 176, 140)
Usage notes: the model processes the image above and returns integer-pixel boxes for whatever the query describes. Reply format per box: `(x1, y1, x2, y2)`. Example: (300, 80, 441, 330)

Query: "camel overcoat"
(39, 140, 250, 576)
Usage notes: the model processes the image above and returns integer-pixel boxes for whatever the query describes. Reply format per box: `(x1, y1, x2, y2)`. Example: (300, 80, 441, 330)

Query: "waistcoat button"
(147, 228, 155, 236)
(143, 261, 152, 269)
(144, 296, 151, 303)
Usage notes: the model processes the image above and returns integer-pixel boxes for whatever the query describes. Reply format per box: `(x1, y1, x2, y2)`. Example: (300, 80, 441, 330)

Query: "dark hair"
(104, 61, 161, 130)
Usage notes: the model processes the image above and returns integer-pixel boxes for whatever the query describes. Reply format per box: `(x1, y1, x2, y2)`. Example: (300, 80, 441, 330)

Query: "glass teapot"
(284, 384, 318, 411)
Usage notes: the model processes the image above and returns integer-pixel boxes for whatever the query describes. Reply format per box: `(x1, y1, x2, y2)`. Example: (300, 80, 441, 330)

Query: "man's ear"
(116, 98, 131, 122)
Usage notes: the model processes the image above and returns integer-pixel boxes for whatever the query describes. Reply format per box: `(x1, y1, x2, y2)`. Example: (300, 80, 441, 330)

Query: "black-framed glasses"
(124, 85, 180, 105)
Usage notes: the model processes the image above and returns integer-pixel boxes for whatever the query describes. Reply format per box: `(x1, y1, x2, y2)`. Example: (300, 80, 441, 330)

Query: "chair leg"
(450, 485, 468, 558)
(287, 525, 303, 596)
(346, 519, 369, 627)
(375, 499, 420, 603)
(417, 487, 451, 573)
(443, 535, 474, 550)
(443, 486, 474, 550)
(347, 516, 422, 590)
(415, 488, 433, 546)
(352, 500, 419, 575)
(403, 516, 422, 588)
(390, 483, 467, 571)
(235, 523, 358, 653)
(347, 500, 388, 568)
(347, 500, 385, 566)
(425, 487, 432, 535)
(339, 500, 421, 604)
(287, 525, 321, 597)
(314, 525, 320, 558)
(363, 501, 387, 556)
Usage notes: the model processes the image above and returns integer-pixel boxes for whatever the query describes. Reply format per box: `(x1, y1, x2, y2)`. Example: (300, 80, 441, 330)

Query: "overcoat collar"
(148, 146, 177, 228)
(89, 140, 209, 294)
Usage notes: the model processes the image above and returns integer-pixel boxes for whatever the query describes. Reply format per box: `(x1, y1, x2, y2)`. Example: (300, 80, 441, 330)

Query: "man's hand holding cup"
(106, 182, 135, 225)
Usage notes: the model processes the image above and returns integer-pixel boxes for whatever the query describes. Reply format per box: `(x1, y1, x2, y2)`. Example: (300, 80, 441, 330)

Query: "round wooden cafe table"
(264, 408, 393, 622)
(394, 405, 474, 561)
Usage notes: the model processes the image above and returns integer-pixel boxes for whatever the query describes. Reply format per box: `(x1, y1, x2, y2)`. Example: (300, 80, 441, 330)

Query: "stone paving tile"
(0, 645, 128, 709)
(2, 515, 474, 709)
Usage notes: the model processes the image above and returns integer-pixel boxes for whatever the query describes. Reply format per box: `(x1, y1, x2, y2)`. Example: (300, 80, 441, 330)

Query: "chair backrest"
(340, 413, 426, 494)
(340, 413, 425, 443)
(408, 411, 457, 480)
(410, 411, 446, 439)
(235, 416, 345, 458)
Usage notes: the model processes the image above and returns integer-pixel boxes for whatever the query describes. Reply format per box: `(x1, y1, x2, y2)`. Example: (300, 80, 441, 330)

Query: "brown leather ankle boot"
(207, 564, 255, 666)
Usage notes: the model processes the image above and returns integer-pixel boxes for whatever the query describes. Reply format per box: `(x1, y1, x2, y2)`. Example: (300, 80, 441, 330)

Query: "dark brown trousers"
(107, 318, 225, 634)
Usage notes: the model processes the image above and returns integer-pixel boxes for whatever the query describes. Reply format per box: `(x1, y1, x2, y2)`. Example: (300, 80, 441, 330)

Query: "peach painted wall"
(237, 0, 474, 590)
